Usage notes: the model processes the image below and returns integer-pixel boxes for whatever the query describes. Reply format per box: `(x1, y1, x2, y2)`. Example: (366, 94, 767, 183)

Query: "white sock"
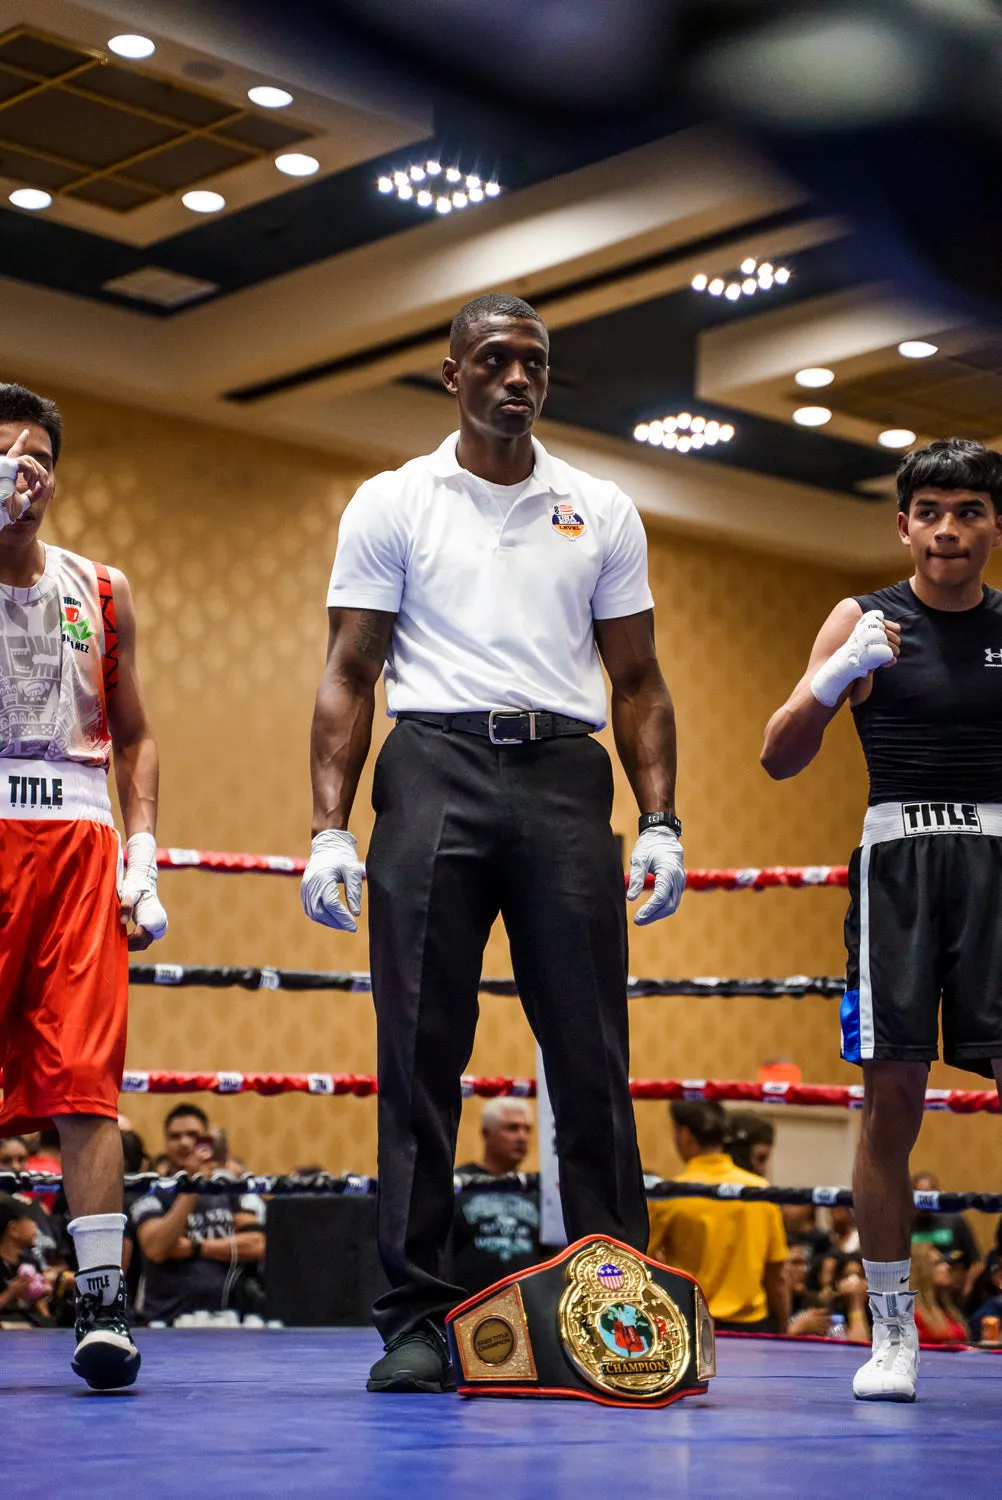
(863, 1258, 911, 1295)
(69, 1213, 126, 1307)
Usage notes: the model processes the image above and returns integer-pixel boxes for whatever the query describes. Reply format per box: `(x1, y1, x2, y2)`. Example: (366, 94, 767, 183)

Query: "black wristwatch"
(189, 1233, 203, 1259)
(639, 812, 682, 837)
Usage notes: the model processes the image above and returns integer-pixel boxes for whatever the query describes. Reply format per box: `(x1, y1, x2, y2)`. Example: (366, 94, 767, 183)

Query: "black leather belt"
(397, 709, 595, 744)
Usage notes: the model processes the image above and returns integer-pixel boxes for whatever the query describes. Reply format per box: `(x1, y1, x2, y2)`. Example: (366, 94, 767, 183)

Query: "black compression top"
(851, 579, 1002, 805)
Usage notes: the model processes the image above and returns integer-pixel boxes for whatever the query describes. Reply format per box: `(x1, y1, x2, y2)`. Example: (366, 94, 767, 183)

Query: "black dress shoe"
(367, 1320, 457, 1393)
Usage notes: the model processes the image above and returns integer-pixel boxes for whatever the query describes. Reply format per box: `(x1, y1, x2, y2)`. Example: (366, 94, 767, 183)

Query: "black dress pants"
(366, 719, 649, 1339)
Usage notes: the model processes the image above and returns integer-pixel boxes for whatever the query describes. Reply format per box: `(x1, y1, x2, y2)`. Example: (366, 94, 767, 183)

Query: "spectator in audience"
(829, 1253, 871, 1341)
(0, 1136, 28, 1176)
(781, 1204, 831, 1257)
(648, 1100, 789, 1333)
(456, 1099, 533, 1177)
(128, 1104, 266, 1325)
(828, 1205, 860, 1256)
(25, 1128, 62, 1175)
(911, 1170, 980, 1299)
(968, 1252, 1002, 1341)
(911, 1242, 968, 1344)
(786, 1242, 831, 1337)
(452, 1101, 542, 1293)
(0, 1194, 73, 1326)
(724, 1112, 775, 1178)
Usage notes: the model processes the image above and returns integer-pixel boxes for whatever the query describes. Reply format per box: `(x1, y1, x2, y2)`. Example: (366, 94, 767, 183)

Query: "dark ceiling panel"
(0, 33, 89, 78)
(0, 89, 177, 167)
(79, 65, 237, 128)
(214, 114, 313, 152)
(0, 142, 78, 189)
(128, 136, 255, 190)
(67, 177, 159, 211)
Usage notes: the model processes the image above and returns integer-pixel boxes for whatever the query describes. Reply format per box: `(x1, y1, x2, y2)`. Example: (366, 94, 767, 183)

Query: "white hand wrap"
(626, 828, 686, 925)
(119, 832, 168, 941)
(301, 829, 366, 932)
(810, 609, 894, 708)
(0, 455, 22, 530)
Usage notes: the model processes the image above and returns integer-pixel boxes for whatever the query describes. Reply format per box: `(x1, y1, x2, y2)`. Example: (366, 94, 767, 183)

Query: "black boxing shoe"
(72, 1267, 141, 1391)
(366, 1320, 456, 1394)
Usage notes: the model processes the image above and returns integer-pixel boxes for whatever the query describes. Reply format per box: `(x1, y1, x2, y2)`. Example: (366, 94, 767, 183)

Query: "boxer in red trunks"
(0, 384, 168, 1388)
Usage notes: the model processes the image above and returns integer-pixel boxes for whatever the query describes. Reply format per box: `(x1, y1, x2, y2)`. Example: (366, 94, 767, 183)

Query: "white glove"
(0, 455, 25, 530)
(301, 829, 365, 932)
(627, 828, 686, 925)
(119, 832, 168, 942)
(810, 609, 894, 708)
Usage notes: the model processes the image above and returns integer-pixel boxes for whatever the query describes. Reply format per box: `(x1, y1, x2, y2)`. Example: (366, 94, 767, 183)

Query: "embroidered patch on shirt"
(552, 502, 585, 538)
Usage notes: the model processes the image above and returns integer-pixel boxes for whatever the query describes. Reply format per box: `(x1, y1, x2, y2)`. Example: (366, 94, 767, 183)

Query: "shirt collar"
(428, 430, 571, 498)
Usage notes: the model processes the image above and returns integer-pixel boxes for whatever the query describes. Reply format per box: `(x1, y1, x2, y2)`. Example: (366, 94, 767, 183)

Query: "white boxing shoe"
(853, 1293, 919, 1403)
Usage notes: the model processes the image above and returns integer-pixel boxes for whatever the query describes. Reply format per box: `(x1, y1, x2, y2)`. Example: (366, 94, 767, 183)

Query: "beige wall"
(33, 386, 1000, 1207)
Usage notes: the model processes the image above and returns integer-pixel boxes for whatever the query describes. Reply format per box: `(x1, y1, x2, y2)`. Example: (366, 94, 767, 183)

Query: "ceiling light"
(691, 273, 708, 292)
(634, 411, 733, 455)
(741, 278, 757, 295)
(9, 187, 51, 211)
(879, 428, 916, 448)
(724, 283, 741, 301)
(248, 86, 293, 108)
(740, 257, 757, 274)
(795, 367, 835, 388)
(692, 259, 791, 298)
(380, 162, 500, 211)
(276, 153, 319, 177)
(708, 278, 725, 296)
(757, 272, 774, 289)
(759, 263, 773, 276)
(793, 406, 831, 426)
(108, 34, 155, 59)
(181, 190, 225, 213)
(774, 267, 791, 284)
(898, 340, 938, 359)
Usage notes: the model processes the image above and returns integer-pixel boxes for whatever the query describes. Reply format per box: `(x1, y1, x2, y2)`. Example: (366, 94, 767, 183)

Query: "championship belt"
(446, 1235, 716, 1408)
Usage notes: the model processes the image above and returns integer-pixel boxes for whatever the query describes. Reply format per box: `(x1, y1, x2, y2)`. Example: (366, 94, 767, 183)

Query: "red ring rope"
(118, 1071, 999, 1112)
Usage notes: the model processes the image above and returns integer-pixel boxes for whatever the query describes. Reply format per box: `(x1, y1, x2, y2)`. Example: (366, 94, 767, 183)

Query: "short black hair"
(896, 437, 1002, 513)
(164, 1102, 208, 1130)
(120, 1129, 148, 1174)
(723, 1110, 775, 1172)
(0, 383, 62, 465)
(0, 1136, 28, 1149)
(670, 1099, 727, 1149)
(0, 1192, 33, 1237)
(449, 293, 546, 358)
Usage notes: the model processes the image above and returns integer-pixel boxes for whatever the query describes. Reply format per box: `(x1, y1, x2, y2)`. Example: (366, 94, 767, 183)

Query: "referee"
(303, 293, 685, 1393)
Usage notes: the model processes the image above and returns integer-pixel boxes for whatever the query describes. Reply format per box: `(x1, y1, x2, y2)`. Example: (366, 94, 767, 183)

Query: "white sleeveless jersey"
(0, 544, 114, 766)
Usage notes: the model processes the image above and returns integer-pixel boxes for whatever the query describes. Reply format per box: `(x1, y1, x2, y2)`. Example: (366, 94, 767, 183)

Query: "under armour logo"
(985, 648, 1002, 666)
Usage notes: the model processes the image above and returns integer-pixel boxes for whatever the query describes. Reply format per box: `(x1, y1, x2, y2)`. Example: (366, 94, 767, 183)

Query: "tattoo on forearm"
(353, 611, 389, 663)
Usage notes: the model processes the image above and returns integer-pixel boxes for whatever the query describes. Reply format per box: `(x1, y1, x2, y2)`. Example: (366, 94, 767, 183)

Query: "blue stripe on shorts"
(840, 988, 862, 1064)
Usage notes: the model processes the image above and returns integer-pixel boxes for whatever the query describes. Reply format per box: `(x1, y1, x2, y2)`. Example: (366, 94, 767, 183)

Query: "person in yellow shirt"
(648, 1100, 790, 1333)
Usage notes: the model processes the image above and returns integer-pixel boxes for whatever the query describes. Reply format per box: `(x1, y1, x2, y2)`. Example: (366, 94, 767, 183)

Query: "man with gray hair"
(454, 1100, 540, 1292)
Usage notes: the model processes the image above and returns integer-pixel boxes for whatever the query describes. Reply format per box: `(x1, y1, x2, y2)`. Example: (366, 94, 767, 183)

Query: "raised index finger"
(5, 427, 30, 459)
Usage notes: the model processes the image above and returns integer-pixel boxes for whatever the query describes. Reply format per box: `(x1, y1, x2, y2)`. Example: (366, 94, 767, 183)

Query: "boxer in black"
(761, 437, 1002, 1402)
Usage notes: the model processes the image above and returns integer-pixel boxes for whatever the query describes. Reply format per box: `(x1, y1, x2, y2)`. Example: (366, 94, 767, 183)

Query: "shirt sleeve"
(129, 1193, 166, 1230)
(326, 478, 407, 613)
(591, 489, 655, 620)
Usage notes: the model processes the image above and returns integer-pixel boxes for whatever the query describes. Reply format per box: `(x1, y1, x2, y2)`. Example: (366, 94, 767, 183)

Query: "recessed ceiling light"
(879, 428, 916, 448)
(275, 153, 319, 177)
(248, 85, 293, 109)
(708, 278, 725, 296)
(898, 340, 938, 359)
(692, 259, 791, 297)
(724, 283, 741, 301)
(436, 196, 452, 214)
(452, 191, 468, 208)
(793, 406, 832, 426)
(795, 367, 835, 388)
(691, 273, 708, 291)
(381, 162, 500, 211)
(181, 190, 225, 213)
(445, 167, 462, 183)
(741, 278, 757, 295)
(377, 177, 393, 194)
(774, 267, 791, 284)
(108, 34, 155, 59)
(740, 257, 757, 274)
(485, 181, 501, 197)
(9, 187, 51, 211)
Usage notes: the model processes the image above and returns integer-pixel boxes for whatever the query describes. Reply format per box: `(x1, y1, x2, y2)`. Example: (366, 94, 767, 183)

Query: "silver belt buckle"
(488, 709, 535, 745)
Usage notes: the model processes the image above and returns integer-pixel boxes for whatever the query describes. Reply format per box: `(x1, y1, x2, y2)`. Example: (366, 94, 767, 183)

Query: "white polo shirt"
(326, 431, 654, 727)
